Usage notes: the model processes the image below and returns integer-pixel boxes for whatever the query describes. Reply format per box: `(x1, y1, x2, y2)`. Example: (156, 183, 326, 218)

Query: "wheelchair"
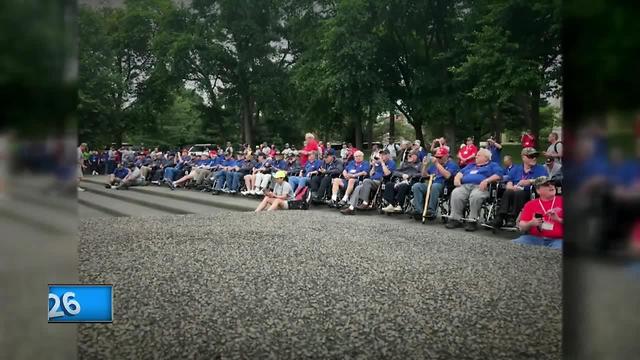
(419, 178, 455, 224)
(441, 181, 501, 227)
(329, 175, 367, 209)
(377, 175, 419, 216)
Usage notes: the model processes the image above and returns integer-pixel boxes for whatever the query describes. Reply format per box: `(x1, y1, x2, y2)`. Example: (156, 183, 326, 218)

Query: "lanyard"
(538, 196, 556, 215)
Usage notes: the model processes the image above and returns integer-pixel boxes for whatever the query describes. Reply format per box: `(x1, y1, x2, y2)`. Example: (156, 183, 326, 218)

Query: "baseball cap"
(533, 176, 554, 187)
(284, 143, 290, 147)
(435, 147, 449, 158)
(521, 147, 540, 156)
(274, 170, 287, 179)
(379, 149, 390, 155)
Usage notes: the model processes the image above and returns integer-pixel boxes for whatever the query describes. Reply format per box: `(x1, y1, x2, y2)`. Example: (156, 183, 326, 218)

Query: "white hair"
(305, 133, 315, 139)
(354, 150, 364, 157)
(477, 148, 492, 160)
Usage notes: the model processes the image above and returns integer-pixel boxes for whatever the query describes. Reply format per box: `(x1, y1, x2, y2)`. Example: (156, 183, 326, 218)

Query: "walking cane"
(421, 175, 435, 223)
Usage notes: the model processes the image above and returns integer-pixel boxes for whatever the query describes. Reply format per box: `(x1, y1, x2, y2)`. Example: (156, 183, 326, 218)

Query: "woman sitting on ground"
(255, 170, 295, 212)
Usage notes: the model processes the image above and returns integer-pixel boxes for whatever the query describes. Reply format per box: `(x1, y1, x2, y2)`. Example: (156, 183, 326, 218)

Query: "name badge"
(350, 169, 356, 173)
(541, 221, 554, 231)
(469, 170, 478, 174)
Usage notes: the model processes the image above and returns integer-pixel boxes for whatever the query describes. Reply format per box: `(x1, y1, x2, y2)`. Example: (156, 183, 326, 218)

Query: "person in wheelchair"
(411, 146, 459, 219)
(491, 147, 548, 228)
(310, 149, 343, 202)
(283, 152, 302, 178)
(329, 150, 370, 208)
(242, 152, 273, 195)
(380, 149, 422, 213)
(289, 151, 322, 192)
(512, 176, 563, 250)
(340, 149, 396, 215)
(446, 148, 503, 231)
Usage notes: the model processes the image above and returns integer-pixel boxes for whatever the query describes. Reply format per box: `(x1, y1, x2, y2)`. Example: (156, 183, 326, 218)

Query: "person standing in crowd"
(340, 143, 348, 159)
(384, 140, 399, 160)
(341, 149, 395, 215)
(457, 137, 478, 167)
(397, 140, 412, 164)
(225, 142, 234, 155)
(411, 140, 427, 162)
(545, 157, 562, 178)
(446, 148, 503, 231)
(544, 132, 563, 164)
(521, 129, 536, 149)
(299, 133, 320, 166)
(107, 145, 117, 174)
(254, 170, 294, 212)
(430, 137, 450, 153)
(513, 176, 563, 250)
(77, 142, 87, 192)
(486, 136, 502, 164)
(318, 141, 326, 156)
(411, 147, 459, 219)
(491, 147, 548, 228)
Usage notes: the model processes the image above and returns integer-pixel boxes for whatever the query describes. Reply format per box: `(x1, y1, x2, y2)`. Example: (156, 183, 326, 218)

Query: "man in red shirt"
(513, 176, 563, 250)
(521, 129, 536, 149)
(457, 137, 477, 166)
(299, 133, 320, 166)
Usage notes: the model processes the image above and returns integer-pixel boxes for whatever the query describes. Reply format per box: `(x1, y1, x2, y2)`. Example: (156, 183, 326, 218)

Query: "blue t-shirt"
(507, 164, 549, 191)
(427, 159, 459, 184)
(221, 158, 237, 168)
(303, 159, 322, 177)
(274, 159, 288, 170)
(345, 160, 370, 176)
(371, 159, 397, 180)
(460, 162, 503, 185)
(488, 144, 501, 164)
(613, 161, 639, 187)
(114, 167, 129, 179)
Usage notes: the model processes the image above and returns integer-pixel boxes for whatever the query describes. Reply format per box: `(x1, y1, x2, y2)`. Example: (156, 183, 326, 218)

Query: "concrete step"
(80, 181, 246, 216)
(81, 176, 257, 212)
(78, 190, 171, 218)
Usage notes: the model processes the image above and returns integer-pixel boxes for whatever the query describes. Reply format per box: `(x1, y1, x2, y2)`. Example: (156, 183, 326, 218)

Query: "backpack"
(288, 186, 311, 210)
(553, 141, 562, 154)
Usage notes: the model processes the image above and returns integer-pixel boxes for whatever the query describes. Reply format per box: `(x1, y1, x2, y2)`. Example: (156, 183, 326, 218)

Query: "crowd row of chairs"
(158, 166, 562, 233)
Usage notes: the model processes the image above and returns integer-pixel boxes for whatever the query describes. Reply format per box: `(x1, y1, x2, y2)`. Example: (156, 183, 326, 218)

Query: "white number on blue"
(48, 291, 81, 319)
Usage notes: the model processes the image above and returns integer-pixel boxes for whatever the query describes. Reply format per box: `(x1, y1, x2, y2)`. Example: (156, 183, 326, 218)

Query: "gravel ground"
(79, 210, 561, 359)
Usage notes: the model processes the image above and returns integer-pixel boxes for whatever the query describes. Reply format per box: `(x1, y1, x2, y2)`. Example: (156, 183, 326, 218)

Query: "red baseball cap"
(435, 147, 449, 158)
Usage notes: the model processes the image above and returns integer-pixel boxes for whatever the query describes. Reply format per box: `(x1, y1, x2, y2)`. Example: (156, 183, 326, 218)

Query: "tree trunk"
(242, 97, 252, 146)
(412, 120, 424, 145)
(366, 110, 374, 149)
(389, 108, 395, 143)
(445, 109, 456, 147)
(530, 88, 540, 145)
(354, 114, 363, 150)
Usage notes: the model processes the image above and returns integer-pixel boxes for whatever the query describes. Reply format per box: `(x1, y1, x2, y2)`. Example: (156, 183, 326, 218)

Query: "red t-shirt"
(520, 196, 563, 239)
(521, 133, 536, 148)
(458, 144, 477, 166)
(300, 139, 319, 166)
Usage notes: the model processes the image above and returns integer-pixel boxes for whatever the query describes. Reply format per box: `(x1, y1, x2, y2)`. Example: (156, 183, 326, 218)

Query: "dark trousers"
(383, 181, 411, 206)
(497, 189, 531, 219)
(310, 175, 332, 198)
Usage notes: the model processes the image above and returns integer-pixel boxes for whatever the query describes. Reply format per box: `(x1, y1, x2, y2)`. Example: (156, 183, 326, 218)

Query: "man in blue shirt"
(329, 150, 370, 208)
(212, 152, 238, 194)
(491, 147, 549, 228)
(289, 151, 322, 192)
(487, 136, 502, 164)
(310, 149, 343, 202)
(105, 162, 130, 188)
(446, 148, 504, 231)
(411, 147, 459, 219)
(341, 149, 396, 214)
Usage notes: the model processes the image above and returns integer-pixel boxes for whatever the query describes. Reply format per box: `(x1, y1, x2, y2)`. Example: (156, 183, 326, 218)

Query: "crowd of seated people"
(84, 132, 576, 250)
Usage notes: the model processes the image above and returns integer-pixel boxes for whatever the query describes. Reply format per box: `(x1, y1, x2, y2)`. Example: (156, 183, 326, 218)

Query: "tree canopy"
(78, 0, 561, 149)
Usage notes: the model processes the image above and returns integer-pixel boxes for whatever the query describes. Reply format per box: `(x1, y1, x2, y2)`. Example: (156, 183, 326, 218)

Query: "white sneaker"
(393, 205, 402, 212)
(92, 171, 98, 175)
(78, 187, 86, 192)
(249, 189, 257, 195)
(382, 204, 395, 212)
(255, 189, 264, 195)
(240, 190, 249, 196)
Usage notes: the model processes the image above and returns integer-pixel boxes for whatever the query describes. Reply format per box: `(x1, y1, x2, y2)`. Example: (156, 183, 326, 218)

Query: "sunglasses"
(524, 154, 538, 159)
